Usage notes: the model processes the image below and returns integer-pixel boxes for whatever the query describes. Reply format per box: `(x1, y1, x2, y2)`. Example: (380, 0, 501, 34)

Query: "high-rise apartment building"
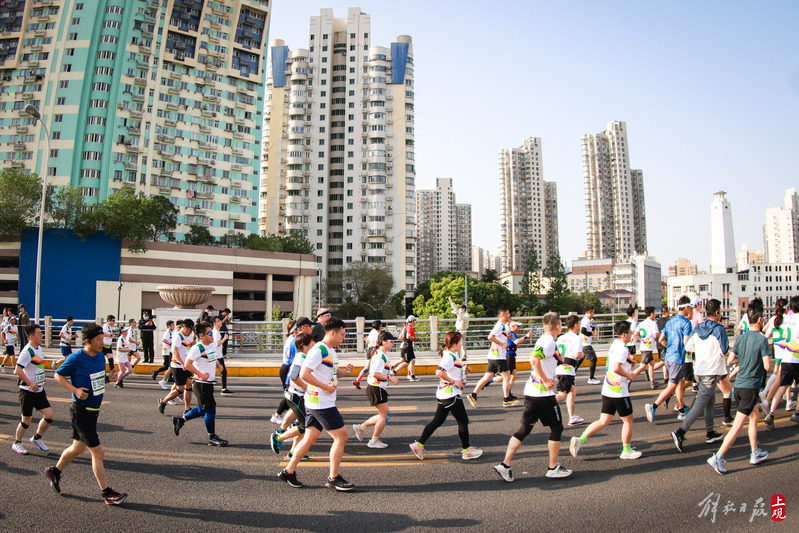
(416, 178, 471, 283)
(0, 0, 271, 237)
(499, 137, 559, 273)
(668, 257, 700, 277)
(260, 8, 416, 297)
(764, 188, 799, 263)
(582, 121, 647, 261)
(710, 190, 736, 274)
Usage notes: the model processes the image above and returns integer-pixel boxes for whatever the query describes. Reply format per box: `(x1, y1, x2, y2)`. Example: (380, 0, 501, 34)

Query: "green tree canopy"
(49, 185, 101, 238)
(184, 224, 216, 246)
(412, 274, 487, 319)
(0, 168, 42, 240)
(326, 262, 405, 319)
(542, 252, 570, 314)
(519, 245, 541, 315)
(142, 195, 179, 242)
(96, 186, 180, 253)
(481, 269, 500, 283)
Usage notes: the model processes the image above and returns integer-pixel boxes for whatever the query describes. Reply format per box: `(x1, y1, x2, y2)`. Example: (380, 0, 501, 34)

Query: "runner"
(152, 320, 175, 386)
(708, 306, 771, 474)
(158, 319, 195, 414)
(579, 306, 600, 384)
(409, 331, 482, 461)
(506, 321, 532, 399)
(270, 332, 315, 458)
(353, 331, 400, 448)
(271, 320, 298, 424)
(656, 309, 671, 383)
(12, 324, 53, 455)
(276, 318, 314, 435)
(1, 315, 18, 373)
(102, 315, 116, 374)
(625, 307, 638, 356)
(569, 320, 647, 461)
(556, 315, 585, 426)
(494, 312, 572, 482)
(634, 307, 664, 390)
(353, 320, 382, 389)
(213, 317, 232, 395)
(764, 296, 799, 428)
(645, 296, 694, 423)
(171, 321, 228, 446)
(124, 319, 141, 369)
(45, 323, 127, 504)
(278, 317, 355, 491)
(114, 320, 134, 389)
(449, 296, 470, 360)
(670, 299, 728, 452)
(467, 308, 519, 407)
(392, 315, 420, 381)
(53, 316, 75, 371)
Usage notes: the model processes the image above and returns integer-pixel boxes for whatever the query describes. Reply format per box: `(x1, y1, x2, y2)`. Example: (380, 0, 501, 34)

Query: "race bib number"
(35, 368, 46, 386)
(329, 362, 339, 385)
(207, 351, 217, 363)
(284, 390, 293, 401)
(90, 370, 106, 396)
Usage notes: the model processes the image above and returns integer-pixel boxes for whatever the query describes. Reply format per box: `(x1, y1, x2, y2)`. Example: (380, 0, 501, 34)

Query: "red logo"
(771, 494, 786, 522)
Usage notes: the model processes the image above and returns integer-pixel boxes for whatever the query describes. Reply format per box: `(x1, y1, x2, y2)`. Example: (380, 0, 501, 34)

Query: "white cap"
(406, 315, 417, 322)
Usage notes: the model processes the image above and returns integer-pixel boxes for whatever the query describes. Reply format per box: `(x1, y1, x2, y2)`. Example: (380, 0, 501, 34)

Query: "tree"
(0, 168, 42, 240)
(412, 274, 487, 318)
(96, 186, 168, 253)
(519, 245, 541, 314)
(542, 252, 570, 314)
(184, 224, 216, 246)
(279, 232, 314, 254)
(481, 269, 500, 283)
(219, 233, 247, 248)
(326, 262, 405, 319)
(572, 291, 609, 315)
(141, 195, 179, 242)
(49, 185, 101, 238)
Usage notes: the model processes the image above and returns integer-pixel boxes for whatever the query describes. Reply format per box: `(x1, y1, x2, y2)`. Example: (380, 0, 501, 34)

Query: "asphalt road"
(0, 369, 797, 532)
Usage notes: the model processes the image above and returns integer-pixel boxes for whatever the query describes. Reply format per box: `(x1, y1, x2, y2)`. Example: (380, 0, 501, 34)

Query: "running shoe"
(671, 431, 684, 452)
(353, 423, 364, 442)
(270, 414, 283, 424)
(29, 437, 49, 452)
(220, 389, 234, 395)
(502, 398, 519, 407)
(467, 393, 478, 407)
(786, 400, 796, 411)
(103, 488, 127, 505)
(45, 466, 61, 493)
(114, 382, 123, 388)
(705, 431, 724, 444)
(326, 474, 354, 491)
(764, 413, 775, 430)
(172, 416, 184, 436)
(707, 453, 727, 474)
(508, 393, 519, 401)
(352, 380, 361, 390)
(645, 403, 656, 423)
(663, 397, 670, 411)
(158, 398, 166, 414)
(586, 378, 600, 385)
(461, 447, 483, 460)
(650, 382, 658, 390)
(721, 416, 735, 426)
(167, 399, 176, 405)
(568, 416, 584, 426)
(409, 441, 424, 460)
(0, 365, 5, 373)
(12, 442, 28, 455)
(494, 463, 514, 482)
(569, 436, 581, 457)
(677, 407, 689, 421)
(275, 427, 285, 435)
(158, 380, 169, 390)
(285, 451, 309, 461)
(151, 370, 158, 381)
(411, 375, 421, 382)
(279, 469, 303, 488)
(619, 448, 642, 460)
(208, 435, 229, 447)
(791, 412, 799, 424)
(270, 432, 283, 454)
(750, 448, 768, 465)
(367, 439, 388, 449)
(757, 398, 769, 417)
(545, 464, 572, 478)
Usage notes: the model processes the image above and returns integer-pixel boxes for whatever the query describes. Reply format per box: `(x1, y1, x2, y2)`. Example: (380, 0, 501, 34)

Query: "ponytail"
(775, 298, 787, 328)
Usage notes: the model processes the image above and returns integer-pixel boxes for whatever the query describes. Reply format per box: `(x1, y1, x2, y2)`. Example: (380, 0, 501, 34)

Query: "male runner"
(13, 324, 53, 454)
(468, 308, 518, 407)
(213, 316, 232, 395)
(556, 315, 585, 426)
(580, 307, 599, 384)
(158, 319, 195, 414)
(634, 306, 664, 390)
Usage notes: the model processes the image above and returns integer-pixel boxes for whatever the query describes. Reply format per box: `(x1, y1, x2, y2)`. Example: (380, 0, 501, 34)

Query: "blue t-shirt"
(732, 331, 770, 390)
(55, 349, 107, 409)
(663, 314, 693, 364)
(507, 331, 519, 358)
(285, 338, 299, 387)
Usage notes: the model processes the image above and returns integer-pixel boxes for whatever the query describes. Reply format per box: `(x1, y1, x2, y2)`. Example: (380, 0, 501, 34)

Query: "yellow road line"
(338, 406, 418, 413)
(279, 459, 449, 467)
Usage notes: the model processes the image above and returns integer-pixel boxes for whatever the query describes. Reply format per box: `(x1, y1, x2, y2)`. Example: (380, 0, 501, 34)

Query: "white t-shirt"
(161, 329, 173, 356)
(487, 320, 508, 360)
(367, 329, 379, 349)
(116, 334, 131, 364)
(774, 314, 799, 364)
(186, 342, 218, 383)
(287, 351, 307, 396)
(555, 331, 581, 377)
(170, 331, 192, 368)
(436, 350, 465, 400)
(524, 334, 558, 397)
(626, 318, 637, 347)
(602, 339, 635, 398)
(4, 323, 18, 346)
(212, 328, 224, 359)
(303, 342, 338, 410)
(125, 328, 137, 352)
(367, 349, 391, 389)
(16, 344, 45, 392)
(580, 317, 594, 346)
(102, 323, 113, 348)
(282, 335, 295, 365)
(738, 315, 750, 333)
(636, 318, 659, 353)
(59, 324, 72, 347)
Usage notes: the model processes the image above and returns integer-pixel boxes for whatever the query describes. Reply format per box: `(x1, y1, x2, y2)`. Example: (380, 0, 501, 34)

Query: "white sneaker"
(0, 365, 5, 373)
(545, 463, 572, 478)
(758, 399, 770, 417)
(270, 414, 283, 424)
(12, 442, 28, 455)
(158, 380, 169, 390)
(409, 441, 424, 460)
(620, 448, 642, 460)
(29, 437, 49, 452)
(461, 446, 483, 460)
(367, 439, 388, 449)
(494, 463, 514, 482)
(586, 378, 600, 385)
(569, 436, 582, 457)
(568, 415, 584, 426)
(787, 400, 796, 411)
(353, 423, 364, 442)
(167, 399, 176, 406)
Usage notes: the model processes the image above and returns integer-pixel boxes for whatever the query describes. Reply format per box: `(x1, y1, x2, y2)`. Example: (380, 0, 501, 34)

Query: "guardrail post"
(356, 316, 365, 353)
(430, 315, 438, 352)
(44, 315, 52, 348)
(96, 317, 103, 325)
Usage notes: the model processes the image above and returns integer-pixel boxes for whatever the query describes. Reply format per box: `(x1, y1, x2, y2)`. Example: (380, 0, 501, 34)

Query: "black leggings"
(276, 364, 290, 415)
(418, 398, 469, 449)
(153, 355, 171, 376)
(219, 358, 228, 389)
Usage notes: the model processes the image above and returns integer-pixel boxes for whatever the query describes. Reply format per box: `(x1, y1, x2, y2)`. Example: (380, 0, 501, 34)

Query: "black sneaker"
(326, 474, 354, 491)
(278, 469, 303, 488)
(270, 432, 283, 454)
(663, 397, 670, 411)
(172, 416, 185, 436)
(764, 413, 775, 430)
(671, 431, 684, 452)
(706, 430, 724, 444)
(45, 467, 61, 494)
(791, 413, 799, 425)
(151, 371, 158, 381)
(158, 398, 166, 414)
(721, 416, 735, 426)
(208, 434, 229, 447)
(102, 488, 128, 505)
(220, 389, 233, 395)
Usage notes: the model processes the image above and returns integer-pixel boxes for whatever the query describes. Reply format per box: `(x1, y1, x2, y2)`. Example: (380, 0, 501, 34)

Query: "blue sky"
(268, 1, 799, 271)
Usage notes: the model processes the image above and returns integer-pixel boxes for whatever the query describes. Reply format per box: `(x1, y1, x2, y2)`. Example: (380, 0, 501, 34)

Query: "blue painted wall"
(19, 229, 121, 321)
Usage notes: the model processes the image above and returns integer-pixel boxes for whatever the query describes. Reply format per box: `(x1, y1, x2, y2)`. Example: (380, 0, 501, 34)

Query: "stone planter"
(156, 285, 214, 309)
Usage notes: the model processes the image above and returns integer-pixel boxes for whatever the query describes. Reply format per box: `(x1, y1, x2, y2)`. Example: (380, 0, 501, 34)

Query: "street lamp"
(24, 104, 51, 326)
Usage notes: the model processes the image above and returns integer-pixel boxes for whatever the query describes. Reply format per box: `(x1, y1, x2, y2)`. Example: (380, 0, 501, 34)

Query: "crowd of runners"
(2, 294, 798, 500)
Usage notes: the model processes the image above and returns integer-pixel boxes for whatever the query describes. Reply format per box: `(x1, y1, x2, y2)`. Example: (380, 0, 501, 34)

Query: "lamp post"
(24, 104, 51, 326)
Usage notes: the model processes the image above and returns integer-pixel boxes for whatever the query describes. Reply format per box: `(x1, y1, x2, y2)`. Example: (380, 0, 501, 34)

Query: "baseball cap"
(406, 315, 417, 322)
(296, 317, 313, 328)
(315, 308, 331, 318)
(377, 331, 397, 344)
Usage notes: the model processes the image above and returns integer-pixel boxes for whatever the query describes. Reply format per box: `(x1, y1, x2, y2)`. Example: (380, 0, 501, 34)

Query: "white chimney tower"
(710, 190, 736, 274)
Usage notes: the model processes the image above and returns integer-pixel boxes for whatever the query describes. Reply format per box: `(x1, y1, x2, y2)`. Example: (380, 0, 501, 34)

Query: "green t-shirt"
(732, 331, 769, 390)
(312, 322, 325, 342)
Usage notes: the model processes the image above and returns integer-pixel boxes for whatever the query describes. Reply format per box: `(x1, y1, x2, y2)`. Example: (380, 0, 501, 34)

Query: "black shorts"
(173, 367, 192, 386)
(192, 381, 216, 411)
(487, 359, 509, 374)
(682, 362, 695, 382)
(366, 385, 388, 406)
(601, 395, 633, 417)
(627, 345, 636, 356)
(657, 342, 666, 358)
(521, 395, 562, 428)
(287, 392, 306, 432)
(401, 343, 415, 363)
(556, 375, 575, 393)
(5, 345, 14, 356)
(70, 403, 101, 448)
(779, 362, 799, 387)
(305, 406, 345, 432)
(507, 354, 517, 372)
(641, 351, 654, 365)
(19, 388, 50, 417)
(102, 346, 112, 356)
(583, 345, 597, 362)
(734, 388, 759, 416)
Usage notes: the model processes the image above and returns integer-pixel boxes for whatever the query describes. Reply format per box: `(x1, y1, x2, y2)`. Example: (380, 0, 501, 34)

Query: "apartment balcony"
(199, 124, 211, 133)
(160, 169, 173, 177)
(157, 187, 171, 195)
(24, 75, 38, 83)
(133, 76, 147, 87)
(231, 147, 243, 156)
(129, 110, 143, 118)
(125, 143, 140, 153)
(15, 125, 28, 133)
(128, 126, 141, 135)
(13, 142, 25, 151)
(201, 108, 215, 118)
(198, 158, 214, 166)
(195, 191, 213, 199)
(157, 134, 175, 143)
(231, 164, 243, 172)
(195, 76, 206, 85)
(167, 86, 180, 95)
(125, 162, 138, 171)
(20, 92, 33, 100)
(158, 150, 174, 160)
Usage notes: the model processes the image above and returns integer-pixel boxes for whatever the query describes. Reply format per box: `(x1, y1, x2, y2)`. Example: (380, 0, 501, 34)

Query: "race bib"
(284, 390, 293, 401)
(35, 367, 46, 385)
(329, 362, 339, 385)
(207, 351, 217, 363)
(90, 370, 106, 396)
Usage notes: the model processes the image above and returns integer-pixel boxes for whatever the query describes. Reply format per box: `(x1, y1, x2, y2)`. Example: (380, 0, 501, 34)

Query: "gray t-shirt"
(731, 331, 769, 390)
